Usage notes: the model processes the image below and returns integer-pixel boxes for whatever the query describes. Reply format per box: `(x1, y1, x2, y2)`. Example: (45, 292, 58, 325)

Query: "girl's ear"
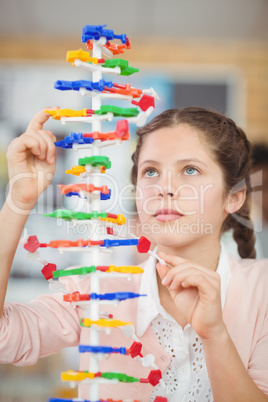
(224, 189, 246, 214)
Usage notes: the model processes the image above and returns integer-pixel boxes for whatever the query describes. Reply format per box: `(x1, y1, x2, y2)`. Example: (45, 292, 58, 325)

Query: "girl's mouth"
(154, 208, 183, 222)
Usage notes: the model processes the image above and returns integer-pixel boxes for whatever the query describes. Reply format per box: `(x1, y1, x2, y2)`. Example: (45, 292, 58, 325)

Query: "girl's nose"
(159, 191, 174, 198)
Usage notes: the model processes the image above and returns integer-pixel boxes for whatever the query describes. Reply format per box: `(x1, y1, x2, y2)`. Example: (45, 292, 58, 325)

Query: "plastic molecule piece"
(95, 105, 139, 118)
(44, 209, 108, 221)
(64, 291, 146, 302)
(45, 108, 94, 120)
(132, 95, 155, 111)
(65, 165, 86, 176)
(79, 345, 127, 355)
(24, 235, 47, 253)
(81, 24, 127, 44)
(128, 342, 143, 358)
(53, 266, 96, 278)
(102, 37, 131, 55)
(66, 48, 105, 65)
(101, 372, 139, 383)
(59, 184, 110, 196)
(102, 238, 139, 248)
(140, 370, 162, 386)
(103, 83, 143, 99)
(54, 79, 113, 92)
(80, 318, 133, 328)
(55, 133, 94, 149)
(41, 263, 57, 280)
(153, 398, 168, 402)
(79, 155, 111, 169)
(137, 236, 151, 253)
(102, 58, 139, 76)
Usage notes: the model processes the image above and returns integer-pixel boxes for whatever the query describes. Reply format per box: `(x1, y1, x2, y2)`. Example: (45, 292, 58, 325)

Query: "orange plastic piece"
(59, 184, 110, 195)
(47, 239, 104, 248)
(45, 108, 94, 120)
(65, 165, 105, 176)
(66, 49, 102, 65)
(103, 83, 142, 98)
(86, 38, 131, 55)
(83, 130, 129, 141)
(65, 166, 86, 176)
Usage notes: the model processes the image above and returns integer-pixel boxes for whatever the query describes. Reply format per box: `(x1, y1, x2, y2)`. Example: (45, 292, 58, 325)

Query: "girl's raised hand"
(6, 109, 57, 210)
(156, 252, 226, 341)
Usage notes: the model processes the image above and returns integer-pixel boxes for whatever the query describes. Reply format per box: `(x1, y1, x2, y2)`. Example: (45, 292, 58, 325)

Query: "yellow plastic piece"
(61, 370, 95, 382)
(100, 214, 126, 226)
(108, 265, 144, 274)
(82, 318, 133, 328)
(65, 166, 86, 176)
(45, 108, 89, 120)
(100, 166, 106, 173)
(66, 49, 100, 65)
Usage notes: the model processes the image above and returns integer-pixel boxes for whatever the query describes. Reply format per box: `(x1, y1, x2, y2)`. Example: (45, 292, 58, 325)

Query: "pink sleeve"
(0, 293, 81, 366)
(248, 306, 268, 395)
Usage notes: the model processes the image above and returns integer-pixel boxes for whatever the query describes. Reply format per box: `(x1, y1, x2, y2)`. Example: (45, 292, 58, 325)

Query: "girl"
(0, 107, 267, 401)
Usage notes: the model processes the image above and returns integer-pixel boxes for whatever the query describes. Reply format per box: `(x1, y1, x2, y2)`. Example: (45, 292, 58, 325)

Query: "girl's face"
(136, 124, 228, 250)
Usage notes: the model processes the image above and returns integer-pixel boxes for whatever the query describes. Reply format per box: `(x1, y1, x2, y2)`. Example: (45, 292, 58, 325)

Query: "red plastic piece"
(41, 263, 57, 280)
(128, 342, 143, 358)
(132, 95, 155, 111)
(115, 120, 129, 139)
(96, 265, 109, 272)
(153, 398, 168, 402)
(106, 227, 114, 235)
(63, 292, 90, 302)
(24, 235, 40, 252)
(137, 236, 151, 253)
(140, 369, 162, 386)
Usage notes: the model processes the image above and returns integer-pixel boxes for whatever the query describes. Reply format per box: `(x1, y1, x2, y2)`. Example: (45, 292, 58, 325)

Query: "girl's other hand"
(6, 108, 58, 209)
(156, 251, 227, 341)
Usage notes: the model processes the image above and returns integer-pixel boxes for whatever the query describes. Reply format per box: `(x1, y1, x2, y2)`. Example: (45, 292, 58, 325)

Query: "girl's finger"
(7, 134, 42, 160)
(158, 251, 185, 267)
(37, 130, 57, 164)
(158, 252, 218, 279)
(162, 267, 219, 290)
(156, 262, 170, 282)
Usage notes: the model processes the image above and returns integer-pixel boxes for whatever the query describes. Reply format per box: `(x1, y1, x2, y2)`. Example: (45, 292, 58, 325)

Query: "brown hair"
(131, 107, 256, 259)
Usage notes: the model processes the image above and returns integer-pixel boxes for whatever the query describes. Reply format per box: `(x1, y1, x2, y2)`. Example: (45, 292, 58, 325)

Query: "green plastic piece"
(44, 209, 108, 221)
(78, 155, 111, 169)
(95, 105, 139, 117)
(102, 58, 139, 76)
(53, 265, 96, 278)
(101, 372, 139, 383)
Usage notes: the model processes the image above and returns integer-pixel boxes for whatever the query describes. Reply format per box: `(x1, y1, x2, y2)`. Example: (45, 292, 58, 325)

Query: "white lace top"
(136, 244, 231, 402)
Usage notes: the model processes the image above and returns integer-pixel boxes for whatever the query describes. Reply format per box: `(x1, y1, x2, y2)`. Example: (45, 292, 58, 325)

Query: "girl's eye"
(144, 168, 158, 177)
(183, 166, 199, 176)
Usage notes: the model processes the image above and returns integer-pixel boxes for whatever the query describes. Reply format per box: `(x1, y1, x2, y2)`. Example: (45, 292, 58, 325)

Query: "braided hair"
(131, 107, 256, 259)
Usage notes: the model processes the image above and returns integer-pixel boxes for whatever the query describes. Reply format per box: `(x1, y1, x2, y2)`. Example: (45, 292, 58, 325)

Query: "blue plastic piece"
(54, 79, 113, 92)
(79, 345, 127, 355)
(55, 133, 94, 149)
(49, 399, 93, 402)
(82, 24, 127, 44)
(102, 238, 139, 248)
(90, 292, 146, 301)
